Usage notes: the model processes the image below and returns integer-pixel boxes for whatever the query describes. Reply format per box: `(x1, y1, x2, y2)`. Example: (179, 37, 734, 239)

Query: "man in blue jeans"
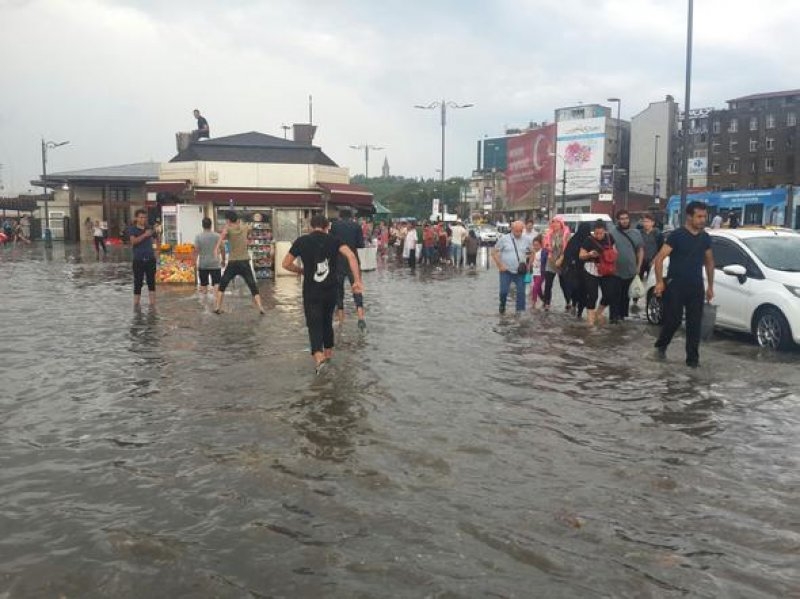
(492, 220, 529, 314)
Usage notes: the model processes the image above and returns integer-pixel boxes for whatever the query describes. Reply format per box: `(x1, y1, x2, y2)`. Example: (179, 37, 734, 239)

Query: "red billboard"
(505, 124, 556, 207)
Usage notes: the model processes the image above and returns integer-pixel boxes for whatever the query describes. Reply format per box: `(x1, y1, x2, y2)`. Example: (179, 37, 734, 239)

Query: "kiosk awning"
(317, 182, 373, 208)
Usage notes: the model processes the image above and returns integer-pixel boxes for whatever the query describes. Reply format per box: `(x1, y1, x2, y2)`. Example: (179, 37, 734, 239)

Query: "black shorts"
(198, 268, 222, 287)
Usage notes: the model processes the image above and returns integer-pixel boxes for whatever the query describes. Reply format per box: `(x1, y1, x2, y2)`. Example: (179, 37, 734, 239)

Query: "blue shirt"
(495, 233, 528, 271)
(128, 226, 156, 261)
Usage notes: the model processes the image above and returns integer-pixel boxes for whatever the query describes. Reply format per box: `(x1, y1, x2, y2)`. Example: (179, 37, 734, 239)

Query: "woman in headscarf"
(542, 217, 571, 310)
(579, 219, 617, 326)
(562, 222, 591, 319)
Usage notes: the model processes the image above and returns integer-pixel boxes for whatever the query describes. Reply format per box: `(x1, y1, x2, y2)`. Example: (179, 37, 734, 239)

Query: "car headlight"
(785, 285, 800, 299)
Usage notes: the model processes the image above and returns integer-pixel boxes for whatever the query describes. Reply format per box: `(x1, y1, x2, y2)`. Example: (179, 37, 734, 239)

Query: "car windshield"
(742, 236, 800, 271)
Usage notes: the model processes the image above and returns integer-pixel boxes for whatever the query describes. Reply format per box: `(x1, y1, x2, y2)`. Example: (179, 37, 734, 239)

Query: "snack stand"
(156, 242, 197, 284)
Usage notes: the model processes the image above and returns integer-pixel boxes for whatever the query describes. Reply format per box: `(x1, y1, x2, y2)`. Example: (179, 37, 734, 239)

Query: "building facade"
(553, 103, 630, 214)
(708, 89, 800, 191)
(629, 96, 679, 204)
(678, 107, 713, 193)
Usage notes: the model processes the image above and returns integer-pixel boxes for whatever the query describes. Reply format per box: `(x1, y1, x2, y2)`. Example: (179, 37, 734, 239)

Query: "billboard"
(505, 124, 556, 207)
(555, 117, 607, 196)
(482, 137, 508, 171)
(688, 157, 708, 176)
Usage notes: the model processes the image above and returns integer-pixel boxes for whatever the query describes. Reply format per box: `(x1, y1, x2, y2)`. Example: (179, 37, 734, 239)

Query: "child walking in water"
(529, 236, 544, 308)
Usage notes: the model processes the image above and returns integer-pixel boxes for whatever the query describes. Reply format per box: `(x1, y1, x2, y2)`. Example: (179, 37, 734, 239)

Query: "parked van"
(554, 213, 612, 232)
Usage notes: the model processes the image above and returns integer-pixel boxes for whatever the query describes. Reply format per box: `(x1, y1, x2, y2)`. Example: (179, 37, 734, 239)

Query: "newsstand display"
(156, 242, 196, 284)
(248, 214, 274, 280)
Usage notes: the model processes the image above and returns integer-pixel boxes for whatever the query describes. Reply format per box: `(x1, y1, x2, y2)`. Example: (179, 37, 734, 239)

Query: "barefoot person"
(193, 217, 224, 295)
(127, 209, 158, 307)
(281, 214, 363, 374)
(213, 211, 264, 314)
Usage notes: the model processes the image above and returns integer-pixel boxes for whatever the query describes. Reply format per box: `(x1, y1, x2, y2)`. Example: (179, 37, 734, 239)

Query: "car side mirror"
(723, 264, 747, 284)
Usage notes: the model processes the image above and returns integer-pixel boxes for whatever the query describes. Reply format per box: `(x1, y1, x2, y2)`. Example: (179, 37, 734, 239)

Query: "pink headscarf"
(543, 216, 571, 251)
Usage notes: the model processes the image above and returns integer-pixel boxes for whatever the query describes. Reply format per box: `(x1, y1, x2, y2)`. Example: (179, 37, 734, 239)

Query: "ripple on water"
(0, 245, 798, 597)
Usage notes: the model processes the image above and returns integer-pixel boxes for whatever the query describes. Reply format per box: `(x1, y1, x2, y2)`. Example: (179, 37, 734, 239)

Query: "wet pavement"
(1, 242, 799, 598)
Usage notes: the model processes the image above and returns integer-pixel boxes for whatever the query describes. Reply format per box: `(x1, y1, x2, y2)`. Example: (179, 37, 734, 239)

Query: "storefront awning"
(317, 182, 374, 208)
(194, 188, 323, 207)
(145, 180, 190, 194)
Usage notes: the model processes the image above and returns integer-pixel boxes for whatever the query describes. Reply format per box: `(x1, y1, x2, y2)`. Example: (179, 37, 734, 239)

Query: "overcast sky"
(1, 0, 799, 194)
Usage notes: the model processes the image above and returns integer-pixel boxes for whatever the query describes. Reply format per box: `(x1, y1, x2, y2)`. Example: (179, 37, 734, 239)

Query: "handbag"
(511, 237, 528, 275)
(629, 275, 645, 299)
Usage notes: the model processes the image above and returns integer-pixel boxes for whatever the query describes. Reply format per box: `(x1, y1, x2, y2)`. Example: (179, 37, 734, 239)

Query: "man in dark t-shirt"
(653, 201, 715, 367)
(192, 109, 210, 140)
(330, 209, 366, 329)
(282, 214, 363, 374)
(127, 208, 159, 307)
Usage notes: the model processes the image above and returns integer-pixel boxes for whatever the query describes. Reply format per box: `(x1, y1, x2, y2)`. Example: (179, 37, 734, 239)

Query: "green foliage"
(351, 175, 470, 221)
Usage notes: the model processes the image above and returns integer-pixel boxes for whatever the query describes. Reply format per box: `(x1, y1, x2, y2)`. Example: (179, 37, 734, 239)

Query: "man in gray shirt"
(608, 209, 644, 322)
(194, 217, 224, 294)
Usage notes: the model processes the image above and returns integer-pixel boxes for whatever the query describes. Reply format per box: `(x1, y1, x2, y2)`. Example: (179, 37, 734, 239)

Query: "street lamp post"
(415, 99, 474, 222)
(680, 0, 694, 216)
(653, 134, 661, 202)
(349, 143, 384, 180)
(607, 97, 622, 212)
(41, 138, 70, 246)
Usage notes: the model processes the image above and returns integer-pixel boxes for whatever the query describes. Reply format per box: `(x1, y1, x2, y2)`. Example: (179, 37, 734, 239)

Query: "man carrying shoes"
(653, 201, 715, 368)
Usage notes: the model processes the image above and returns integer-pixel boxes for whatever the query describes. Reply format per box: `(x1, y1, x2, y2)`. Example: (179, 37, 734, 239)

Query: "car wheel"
(646, 288, 663, 325)
(754, 307, 793, 350)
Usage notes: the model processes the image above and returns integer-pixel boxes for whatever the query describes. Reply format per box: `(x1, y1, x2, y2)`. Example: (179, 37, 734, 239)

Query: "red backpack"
(593, 237, 618, 277)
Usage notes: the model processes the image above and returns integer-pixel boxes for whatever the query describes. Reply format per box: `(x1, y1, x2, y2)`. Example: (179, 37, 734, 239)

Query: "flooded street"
(1, 243, 799, 598)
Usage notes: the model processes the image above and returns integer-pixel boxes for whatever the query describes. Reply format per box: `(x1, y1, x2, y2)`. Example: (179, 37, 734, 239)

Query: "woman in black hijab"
(562, 222, 592, 319)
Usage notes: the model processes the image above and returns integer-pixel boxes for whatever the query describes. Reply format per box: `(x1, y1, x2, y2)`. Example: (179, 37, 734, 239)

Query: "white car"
(645, 228, 800, 350)
(476, 225, 499, 245)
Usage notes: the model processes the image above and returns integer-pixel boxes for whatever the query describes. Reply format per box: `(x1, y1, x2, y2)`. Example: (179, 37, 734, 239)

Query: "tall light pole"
(653, 134, 661, 201)
(41, 138, 70, 246)
(680, 0, 694, 216)
(415, 99, 474, 222)
(607, 98, 622, 212)
(549, 151, 568, 215)
(349, 143, 384, 180)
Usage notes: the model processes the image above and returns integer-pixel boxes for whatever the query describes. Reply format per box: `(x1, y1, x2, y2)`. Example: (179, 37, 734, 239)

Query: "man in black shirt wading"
(192, 109, 210, 141)
(282, 214, 364, 374)
(330, 208, 367, 330)
(652, 201, 715, 368)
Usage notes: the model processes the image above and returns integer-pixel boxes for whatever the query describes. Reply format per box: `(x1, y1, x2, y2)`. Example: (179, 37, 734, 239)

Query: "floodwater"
(1, 243, 798, 599)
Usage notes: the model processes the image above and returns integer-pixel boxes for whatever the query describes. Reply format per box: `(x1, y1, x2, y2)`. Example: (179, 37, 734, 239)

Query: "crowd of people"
(1, 218, 30, 245)
(489, 203, 715, 367)
(121, 202, 713, 372)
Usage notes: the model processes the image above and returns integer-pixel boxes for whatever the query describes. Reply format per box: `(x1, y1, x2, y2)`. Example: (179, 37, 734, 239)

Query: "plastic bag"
(629, 275, 645, 300)
(700, 303, 717, 341)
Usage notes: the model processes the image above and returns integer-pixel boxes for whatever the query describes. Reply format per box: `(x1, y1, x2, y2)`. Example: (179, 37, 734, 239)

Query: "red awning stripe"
(194, 188, 323, 207)
(317, 182, 373, 207)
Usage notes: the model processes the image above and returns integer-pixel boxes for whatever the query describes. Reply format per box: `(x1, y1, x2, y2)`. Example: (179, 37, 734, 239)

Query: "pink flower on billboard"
(564, 142, 592, 167)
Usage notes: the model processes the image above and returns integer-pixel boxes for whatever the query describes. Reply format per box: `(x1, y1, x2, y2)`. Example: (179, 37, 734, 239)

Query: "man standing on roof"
(193, 109, 210, 141)
(330, 208, 366, 330)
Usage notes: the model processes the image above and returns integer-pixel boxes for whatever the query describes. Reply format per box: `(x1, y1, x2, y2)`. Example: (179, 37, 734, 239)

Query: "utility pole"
(653, 134, 661, 202)
(680, 0, 694, 216)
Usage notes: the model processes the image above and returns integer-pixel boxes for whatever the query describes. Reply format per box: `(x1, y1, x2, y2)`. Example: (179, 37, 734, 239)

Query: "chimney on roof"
(176, 132, 193, 153)
(293, 123, 317, 145)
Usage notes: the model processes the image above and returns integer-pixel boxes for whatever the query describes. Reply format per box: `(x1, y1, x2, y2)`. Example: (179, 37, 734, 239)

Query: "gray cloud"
(0, 0, 798, 193)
